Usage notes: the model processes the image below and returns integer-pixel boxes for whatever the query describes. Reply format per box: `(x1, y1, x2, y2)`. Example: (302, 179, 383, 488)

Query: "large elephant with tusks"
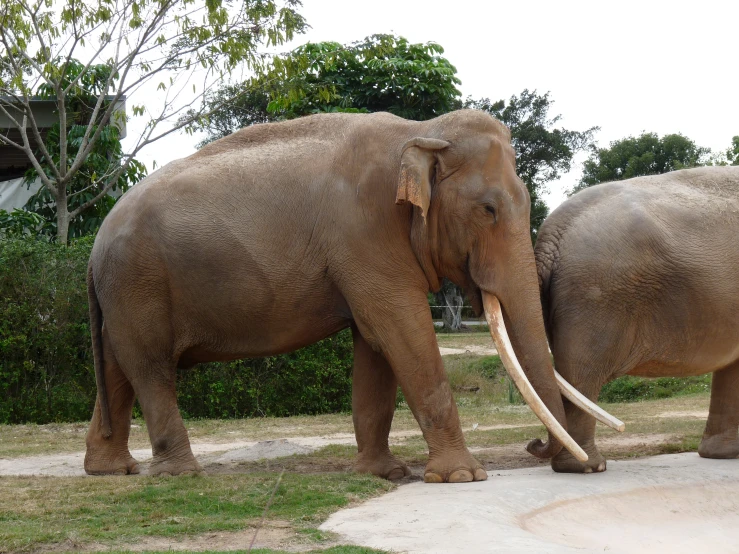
(85, 110, 611, 481)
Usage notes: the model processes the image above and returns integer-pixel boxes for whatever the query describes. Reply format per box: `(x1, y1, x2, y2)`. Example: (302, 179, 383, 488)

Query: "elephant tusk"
(554, 371, 625, 432)
(482, 293, 589, 463)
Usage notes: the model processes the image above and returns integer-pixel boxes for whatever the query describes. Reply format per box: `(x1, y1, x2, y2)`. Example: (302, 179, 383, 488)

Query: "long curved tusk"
(482, 293, 588, 463)
(554, 371, 625, 432)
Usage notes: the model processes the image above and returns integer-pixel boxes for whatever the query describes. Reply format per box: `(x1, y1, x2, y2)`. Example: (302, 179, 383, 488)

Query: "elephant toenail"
(387, 468, 406, 480)
(424, 472, 444, 483)
(448, 469, 474, 483)
(474, 468, 489, 481)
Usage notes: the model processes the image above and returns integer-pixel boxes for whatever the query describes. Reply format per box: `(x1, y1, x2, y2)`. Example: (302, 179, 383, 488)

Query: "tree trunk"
(436, 279, 464, 332)
(56, 191, 70, 245)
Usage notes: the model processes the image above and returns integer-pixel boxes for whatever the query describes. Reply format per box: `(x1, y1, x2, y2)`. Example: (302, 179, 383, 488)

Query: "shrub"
(176, 331, 353, 419)
(0, 237, 96, 423)
(0, 237, 354, 424)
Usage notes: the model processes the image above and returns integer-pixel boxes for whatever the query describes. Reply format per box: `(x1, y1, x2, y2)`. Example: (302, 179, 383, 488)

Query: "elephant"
(535, 166, 739, 473)
(84, 109, 609, 481)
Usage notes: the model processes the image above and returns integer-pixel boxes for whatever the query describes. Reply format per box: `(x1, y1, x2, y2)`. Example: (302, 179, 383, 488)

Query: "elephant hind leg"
(351, 326, 410, 480)
(85, 327, 139, 475)
(550, 357, 613, 474)
(133, 360, 202, 476)
(700, 361, 739, 459)
(551, 396, 608, 474)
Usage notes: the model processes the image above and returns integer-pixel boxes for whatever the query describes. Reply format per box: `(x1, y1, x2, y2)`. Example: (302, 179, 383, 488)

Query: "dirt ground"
(0, 402, 709, 480)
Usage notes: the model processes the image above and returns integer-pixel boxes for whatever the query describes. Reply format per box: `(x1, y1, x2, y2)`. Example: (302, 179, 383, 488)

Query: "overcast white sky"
(123, 0, 739, 210)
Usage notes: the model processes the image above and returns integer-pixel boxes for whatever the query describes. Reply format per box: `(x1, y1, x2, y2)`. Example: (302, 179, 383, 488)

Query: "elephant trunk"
(482, 292, 582, 461)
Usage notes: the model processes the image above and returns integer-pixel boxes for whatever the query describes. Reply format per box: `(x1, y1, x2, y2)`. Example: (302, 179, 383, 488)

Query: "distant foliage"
(707, 135, 739, 166)
(0, 237, 353, 424)
(572, 132, 711, 193)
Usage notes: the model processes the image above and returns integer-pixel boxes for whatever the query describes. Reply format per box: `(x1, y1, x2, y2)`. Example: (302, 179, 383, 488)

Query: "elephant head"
(395, 110, 618, 461)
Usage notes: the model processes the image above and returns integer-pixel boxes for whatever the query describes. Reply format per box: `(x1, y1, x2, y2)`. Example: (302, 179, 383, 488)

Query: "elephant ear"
(395, 137, 450, 222)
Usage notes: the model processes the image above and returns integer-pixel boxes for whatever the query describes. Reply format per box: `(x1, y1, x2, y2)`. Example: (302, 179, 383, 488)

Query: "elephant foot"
(699, 432, 739, 459)
(84, 449, 140, 476)
(424, 450, 488, 483)
(355, 451, 411, 480)
(149, 455, 203, 476)
(552, 445, 606, 474)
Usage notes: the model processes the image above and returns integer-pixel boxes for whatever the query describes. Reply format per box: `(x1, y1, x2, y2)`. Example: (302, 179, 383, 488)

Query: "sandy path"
(438, 345, 498, 356)
(0, 423, 533, 477)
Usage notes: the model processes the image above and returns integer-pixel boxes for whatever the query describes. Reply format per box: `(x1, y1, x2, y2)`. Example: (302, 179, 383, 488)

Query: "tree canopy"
(20, 59, 146, 240)
(194, 34, 462, 145)
(0, 0, 306, 243)
(709, 136, 739, 166)
(572, 132, 712, 193)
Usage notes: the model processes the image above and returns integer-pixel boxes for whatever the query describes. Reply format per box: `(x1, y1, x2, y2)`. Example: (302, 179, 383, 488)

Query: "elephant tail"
(534, 236, 559, 349)
(88, 262, 112, 438)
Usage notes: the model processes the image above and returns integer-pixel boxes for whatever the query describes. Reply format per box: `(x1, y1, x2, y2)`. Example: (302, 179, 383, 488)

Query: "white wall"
(0, 177, 43, 212)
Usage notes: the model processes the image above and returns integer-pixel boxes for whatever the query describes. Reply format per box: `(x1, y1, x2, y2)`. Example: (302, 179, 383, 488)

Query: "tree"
(708, 136, 739, 166)
(572, 132, 711, 193)
(465, 91, 597, 239)
(16, 59, 147, 240)
(194, 34, 462, 145)
(0, 0, 305, 243)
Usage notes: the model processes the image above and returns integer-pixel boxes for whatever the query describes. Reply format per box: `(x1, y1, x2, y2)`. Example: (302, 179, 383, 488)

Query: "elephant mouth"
(466, 285, 484, 317)
(462, 257, 484, 316)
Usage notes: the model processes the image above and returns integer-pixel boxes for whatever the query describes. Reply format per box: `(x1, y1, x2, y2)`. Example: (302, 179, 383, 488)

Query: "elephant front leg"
(351, 326, 411, 480)
(358, 326, 485, 483)
(700, 362, 739, 459)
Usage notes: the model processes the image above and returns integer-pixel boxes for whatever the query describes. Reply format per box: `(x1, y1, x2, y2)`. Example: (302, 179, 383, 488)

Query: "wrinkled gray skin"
(535, 166, 739, 473)
(85, 110, 567, 481)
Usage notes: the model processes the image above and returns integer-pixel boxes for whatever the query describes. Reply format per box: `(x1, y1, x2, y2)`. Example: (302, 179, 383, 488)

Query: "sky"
(123, 0, 739, 210)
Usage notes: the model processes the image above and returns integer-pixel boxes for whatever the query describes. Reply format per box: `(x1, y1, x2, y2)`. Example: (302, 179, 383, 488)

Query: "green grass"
(599, 375, 712, 403)
(444, 353, 524, 406)
(0, 473, 393, 553)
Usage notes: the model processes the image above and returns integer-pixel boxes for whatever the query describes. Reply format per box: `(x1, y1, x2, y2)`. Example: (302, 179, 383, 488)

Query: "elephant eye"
(485, 205, 497, 220)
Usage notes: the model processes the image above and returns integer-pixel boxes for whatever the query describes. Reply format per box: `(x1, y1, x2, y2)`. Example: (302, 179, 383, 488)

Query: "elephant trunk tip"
(526, 434, 563, 459)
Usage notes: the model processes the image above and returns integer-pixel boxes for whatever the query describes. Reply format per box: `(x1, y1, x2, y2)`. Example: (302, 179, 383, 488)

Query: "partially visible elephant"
(535, 166, 739, 473)
(84, 109, 603, 481)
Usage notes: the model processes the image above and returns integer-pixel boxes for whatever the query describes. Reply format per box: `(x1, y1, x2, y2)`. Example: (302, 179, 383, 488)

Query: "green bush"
(0, 236, 96, 423)
(0, 237, 354, 424)
(176, 331, 353, 419)
(599, 374, 712, 403)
